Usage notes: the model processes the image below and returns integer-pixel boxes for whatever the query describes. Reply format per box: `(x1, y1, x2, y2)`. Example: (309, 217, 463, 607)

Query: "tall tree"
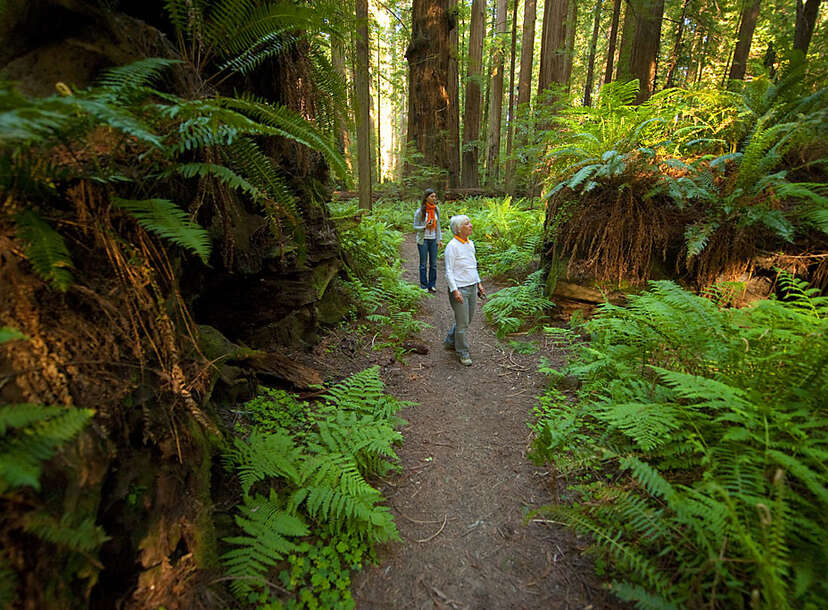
(603, 0, 622, 85)
(505, 0, 519, 188)
(449, 0, 460, 186)
(486, 0, 508, 183)
(331, 32, 352, 173)
(616, 0, 665, 103)
(664, 0, 691, 89)
(406, 0, 460, 187)
(462, 0, 485, 187)
(728, 0, 761, 81)
(356, 0, 372, 209)
(562, 0, 578, 92)
(794, 0, 822, 57)
(538, 0, 570, 98)
(516, 0, 537, 110)
(584, 0, 603, 106)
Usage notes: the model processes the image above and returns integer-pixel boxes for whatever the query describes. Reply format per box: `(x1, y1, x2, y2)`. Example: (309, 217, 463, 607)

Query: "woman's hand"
(452, 289, 463, 303)
(477, 284, 486, 299)
(438, 240, 443, 249)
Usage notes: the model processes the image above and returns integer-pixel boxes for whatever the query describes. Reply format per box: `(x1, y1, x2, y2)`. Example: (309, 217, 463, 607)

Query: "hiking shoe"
(443, 341, 455, 351)
(428, 287, 437, 293)
(459, 354, 473, 366)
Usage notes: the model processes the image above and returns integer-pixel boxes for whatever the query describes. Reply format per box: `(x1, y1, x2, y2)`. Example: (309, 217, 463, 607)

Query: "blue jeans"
(445, 284, 477, 356)
(417, 238, 438, 289)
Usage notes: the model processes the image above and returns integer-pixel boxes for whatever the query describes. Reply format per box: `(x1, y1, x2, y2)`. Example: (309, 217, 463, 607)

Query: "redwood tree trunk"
(517, 0, 537, 109)
(355, 0, 372, 209)
(794, 0, 821, 57)
(616, 0, 665, 103)
(505, 0, 519, 188)
(583, 0, 603, 106)
(728, 0, 761, 81)
(664, 0, 690, 88)
(330, 34, 352, 173)
(603, 0, 622, 85)
(486, 0, 508, 183)
(562, 0, 578, 92)
(406, 0, 460, 188)
(538, 0, 569, 98)
(461, 0, 485, 187)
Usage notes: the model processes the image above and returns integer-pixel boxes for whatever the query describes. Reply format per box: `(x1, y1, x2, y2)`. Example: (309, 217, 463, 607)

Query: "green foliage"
(483, 270, 555, 338)
(13, 210, 75, 291)
(0, 404, 94, 493)
(221, 367, 408, 606)
(530, 274, 828, 608)
(113, 198, 212, 264)
(465, 196, 545, 280)
(337, 210, 428, 353)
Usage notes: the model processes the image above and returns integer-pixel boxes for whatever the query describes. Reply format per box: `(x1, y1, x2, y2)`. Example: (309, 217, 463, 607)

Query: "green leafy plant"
(529, 274, 828, 608)
(221, 367, 409, 607)
(483, 270, 555, 337)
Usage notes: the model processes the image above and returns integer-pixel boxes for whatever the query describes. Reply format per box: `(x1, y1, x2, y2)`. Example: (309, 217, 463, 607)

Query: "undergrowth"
(222, 366, 410, 609)
(530, 272, 828, 609)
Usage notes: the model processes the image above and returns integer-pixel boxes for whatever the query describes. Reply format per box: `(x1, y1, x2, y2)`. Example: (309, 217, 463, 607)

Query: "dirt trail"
(344, 234, 616, 609)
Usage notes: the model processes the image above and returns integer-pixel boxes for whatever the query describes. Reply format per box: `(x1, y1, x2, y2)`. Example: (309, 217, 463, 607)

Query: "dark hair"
(419, 188, 436, 214)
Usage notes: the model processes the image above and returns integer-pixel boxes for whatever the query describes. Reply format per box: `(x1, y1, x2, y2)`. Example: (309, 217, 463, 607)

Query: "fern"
(113, 198, 211, 264)
(0, 405, 94, 493)
(221, 490, 309, 597)
(23, 511, 109, 553)
(531, 279, 828, 607)
(14, 210, 74, 291)
(221, 368, 406, 603)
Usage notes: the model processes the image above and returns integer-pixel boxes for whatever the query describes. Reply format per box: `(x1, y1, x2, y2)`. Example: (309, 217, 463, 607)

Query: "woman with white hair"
(443, 214, 486, 366)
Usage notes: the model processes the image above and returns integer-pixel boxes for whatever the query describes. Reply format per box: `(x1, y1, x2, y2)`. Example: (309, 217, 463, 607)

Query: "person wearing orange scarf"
(413, 188, 443, 292)
(443, 214, 485, 365)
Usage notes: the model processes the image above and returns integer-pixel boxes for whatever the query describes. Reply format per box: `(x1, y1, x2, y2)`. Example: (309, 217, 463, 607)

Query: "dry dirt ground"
(303, 234, 618, 610)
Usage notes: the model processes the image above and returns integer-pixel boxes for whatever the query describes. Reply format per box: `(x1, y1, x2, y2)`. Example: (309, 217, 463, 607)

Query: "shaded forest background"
(0, 0, 825, 609)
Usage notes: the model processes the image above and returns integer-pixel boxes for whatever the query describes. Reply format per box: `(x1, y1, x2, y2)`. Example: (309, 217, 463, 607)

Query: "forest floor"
(295, 234, 618, 609)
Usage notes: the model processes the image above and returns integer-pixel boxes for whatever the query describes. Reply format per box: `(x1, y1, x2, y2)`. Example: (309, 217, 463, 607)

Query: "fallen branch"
(416, 514, 448, 543)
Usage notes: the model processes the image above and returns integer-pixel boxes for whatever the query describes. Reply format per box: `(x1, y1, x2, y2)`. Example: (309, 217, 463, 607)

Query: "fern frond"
(218, 95, 348, 181)
(96, 58, 182, 93)
(14, 210, 74, 291)
(0, 405, 93, 491)
(221, 490, 308, 597)
(0, 327, 28, 344)
(224, 430, 303, 495)
(113, 198, 211, 264)
(23, 511, 108, 552)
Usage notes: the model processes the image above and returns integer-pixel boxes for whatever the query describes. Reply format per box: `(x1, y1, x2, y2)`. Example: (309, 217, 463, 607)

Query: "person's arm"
(413, 208, 425, 230)
(436, 207, 443, 245)
(445, 241, 463, 302)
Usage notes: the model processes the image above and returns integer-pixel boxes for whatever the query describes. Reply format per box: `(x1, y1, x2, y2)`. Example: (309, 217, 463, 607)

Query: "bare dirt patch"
(301, 234, 617, 609)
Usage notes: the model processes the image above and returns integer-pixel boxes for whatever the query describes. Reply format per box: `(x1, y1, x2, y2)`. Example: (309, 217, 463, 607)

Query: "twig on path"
(529, 518, 568, 526)
(396, 511, 449, 525)
(507, 389, 528, 397)
(416, 514, 448, 543)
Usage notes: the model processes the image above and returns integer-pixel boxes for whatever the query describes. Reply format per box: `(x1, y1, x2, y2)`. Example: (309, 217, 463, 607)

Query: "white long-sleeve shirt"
(444, 237, 481, 292)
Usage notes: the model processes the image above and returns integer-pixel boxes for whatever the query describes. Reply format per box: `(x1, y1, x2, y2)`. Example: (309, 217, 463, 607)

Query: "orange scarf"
(425, 202, 437, 231)
(454, 235, 468, 244)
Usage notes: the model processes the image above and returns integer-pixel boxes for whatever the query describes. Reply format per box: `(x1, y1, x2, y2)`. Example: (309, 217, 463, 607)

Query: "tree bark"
(583, 0, 603, 106)
(449, 0, 460, 187)
(406, 0, 460, 188)
(538, 0, 569, 99)
(728, 0, 761, 81)
(794, 0, 821, 57)
(376, 37, 382, 183)
(486, 0, 508, 183)
(562, 0, 578, 92)
(664, 0, 690, 89)
(505, 0, 519, 188)
(330, 33, 352, 173)
(517, 0, 537, 110)
(462, 0, 485, 187)
(355, 0, 372, 209)
(616, 0, 665, 103)
(603, 0, 622, 85)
